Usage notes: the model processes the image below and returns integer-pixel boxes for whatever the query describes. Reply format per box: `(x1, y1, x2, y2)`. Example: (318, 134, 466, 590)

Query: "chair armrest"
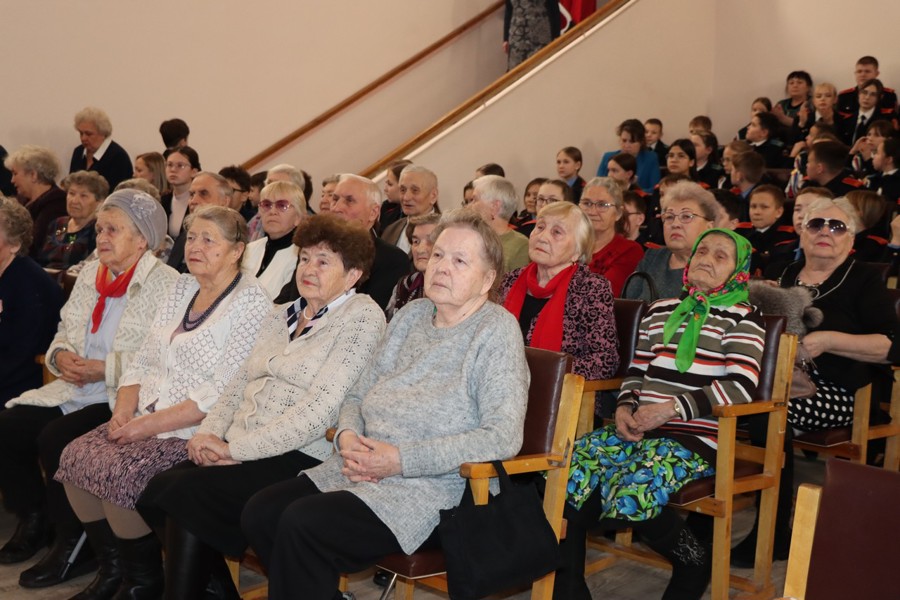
(583, 378, 623, 393)
(711, 400, 784, 418)
(459, 453, 567, 479)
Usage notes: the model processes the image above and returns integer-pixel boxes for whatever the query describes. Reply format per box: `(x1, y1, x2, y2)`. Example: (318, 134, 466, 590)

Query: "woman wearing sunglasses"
(242, 181, 305, 299)
(732, 196, 900, 567)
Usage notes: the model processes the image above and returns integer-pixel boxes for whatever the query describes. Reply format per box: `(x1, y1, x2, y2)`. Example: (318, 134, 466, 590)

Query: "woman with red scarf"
(0, 190, 178, 589)
(500, 201, 619, 380)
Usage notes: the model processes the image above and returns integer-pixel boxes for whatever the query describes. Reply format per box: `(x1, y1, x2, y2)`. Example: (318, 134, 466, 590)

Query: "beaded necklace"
(182, 272, 242, 332)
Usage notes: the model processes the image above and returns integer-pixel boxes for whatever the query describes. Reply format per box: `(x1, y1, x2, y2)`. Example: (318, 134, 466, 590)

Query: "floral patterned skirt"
(55, 424, 188, 510)
(566, 424, 714, 520)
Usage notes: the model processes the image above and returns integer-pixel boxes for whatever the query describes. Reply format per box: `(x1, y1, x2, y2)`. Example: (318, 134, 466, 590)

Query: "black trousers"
(242, 475, 415, 600)
(136, 451, 320, 557)
(0, 403, 110, 529)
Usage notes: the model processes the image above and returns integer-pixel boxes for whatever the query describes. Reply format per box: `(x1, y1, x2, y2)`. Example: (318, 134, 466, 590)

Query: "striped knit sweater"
(617, 296, 765, 461)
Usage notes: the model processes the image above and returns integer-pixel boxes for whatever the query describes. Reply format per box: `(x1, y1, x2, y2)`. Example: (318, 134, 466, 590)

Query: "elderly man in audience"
(381, 165, 440, 251)
(69, 107, 132, 190)
(4, 145, 67, 257)
(279, 174, 408, 311)
(167, 171, 233, 273)
(469, 175, 530, 272)
(1, 190, 177, 589)
(160, 146, 201, 238)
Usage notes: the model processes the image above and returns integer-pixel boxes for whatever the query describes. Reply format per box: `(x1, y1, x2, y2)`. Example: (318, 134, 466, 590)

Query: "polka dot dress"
(788, 367, 856, 431)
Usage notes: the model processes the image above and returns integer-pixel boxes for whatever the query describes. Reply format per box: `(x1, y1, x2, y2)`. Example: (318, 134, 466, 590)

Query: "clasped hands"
(187, 433, 240, 466)
(56, 351, 105, 387)
(338, 430, 401, 483)
(615, 401, 678, 442)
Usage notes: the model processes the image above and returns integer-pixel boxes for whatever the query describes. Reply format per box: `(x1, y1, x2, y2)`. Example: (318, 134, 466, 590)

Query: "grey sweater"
(304, 299, 530, 553)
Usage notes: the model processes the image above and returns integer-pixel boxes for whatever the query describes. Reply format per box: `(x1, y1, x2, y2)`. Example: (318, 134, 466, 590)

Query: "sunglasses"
(804, 217, 848, 235)
(259, 199, 293, 212)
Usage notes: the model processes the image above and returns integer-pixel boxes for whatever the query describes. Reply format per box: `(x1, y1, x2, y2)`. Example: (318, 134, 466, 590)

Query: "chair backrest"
(754, 315, 786, 401)
(887, 287, 900, 321)
(611, 298, 646, 379)
(519, 348, 572, 457)
(867, 261, 891, 284)
(803, 459, 900, 599)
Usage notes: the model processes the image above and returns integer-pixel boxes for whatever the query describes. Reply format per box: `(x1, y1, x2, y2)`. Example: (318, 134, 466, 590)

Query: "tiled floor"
(0, 455, 826, 599)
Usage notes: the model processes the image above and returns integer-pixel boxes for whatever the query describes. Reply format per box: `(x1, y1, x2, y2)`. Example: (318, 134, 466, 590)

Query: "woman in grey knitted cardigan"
(243, 210, 531, 600)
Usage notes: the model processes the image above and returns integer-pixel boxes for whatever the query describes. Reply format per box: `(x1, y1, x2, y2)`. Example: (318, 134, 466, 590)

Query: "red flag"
(559, 0, 596, 32)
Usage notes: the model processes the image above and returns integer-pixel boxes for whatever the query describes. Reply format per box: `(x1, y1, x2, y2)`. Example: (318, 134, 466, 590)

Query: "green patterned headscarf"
(663, 228, 752, 373)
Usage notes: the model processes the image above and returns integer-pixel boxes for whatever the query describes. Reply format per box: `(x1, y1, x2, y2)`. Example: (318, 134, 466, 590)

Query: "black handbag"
(621, 271, 659, 301)
(438, 461, 561, 600)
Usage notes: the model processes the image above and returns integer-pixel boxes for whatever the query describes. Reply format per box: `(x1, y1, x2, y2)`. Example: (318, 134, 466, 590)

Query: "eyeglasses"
(231, 187, 247, 195)
(165, 162, 191, 171)
(536, 195, 560, 205)
(259, 199, 293, 212)
(661, 211, 708, 224)
(580, 200, 616, 211)
(804, 217, 848, 235)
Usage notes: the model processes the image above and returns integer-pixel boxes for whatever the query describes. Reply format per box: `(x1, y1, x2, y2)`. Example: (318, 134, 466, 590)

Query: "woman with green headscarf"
(554, 228, 766, 600)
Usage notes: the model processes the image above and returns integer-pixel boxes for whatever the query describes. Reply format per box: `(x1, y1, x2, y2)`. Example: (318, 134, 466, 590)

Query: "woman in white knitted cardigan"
(136, 214, 386, 599)
(0, 190, 178, 588)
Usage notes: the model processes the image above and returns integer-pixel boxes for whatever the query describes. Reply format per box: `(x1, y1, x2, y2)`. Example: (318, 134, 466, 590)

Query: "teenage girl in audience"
(773, 70, 813, 128)
(597, 119, 661, 192)
(500, 200, 619, 379)
(556, 146, 586, 203)
(132, 152, 167, 197)
(691, 131, 723, 189)
(665, 139, 699, 181)
(620, 191, 648, 244)
(794, 82, 838, 139)
(512, 176, 545, 231)
(720, 140, 753, 189)
(850, 120, 894, 178)
(606, 152, 639, 192)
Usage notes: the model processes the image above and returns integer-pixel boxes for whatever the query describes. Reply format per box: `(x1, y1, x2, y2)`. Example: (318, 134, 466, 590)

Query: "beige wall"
(0, 0, 500, 187)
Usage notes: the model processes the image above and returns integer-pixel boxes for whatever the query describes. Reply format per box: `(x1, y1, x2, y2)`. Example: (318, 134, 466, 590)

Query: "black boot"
(113, 533, 163, 600)
(0, 510, 50, 564)
(69, 519, 122, 600)
(163, 519, 238, 600)
(19, 524, 97, 588)
(639, 509, 711, 600)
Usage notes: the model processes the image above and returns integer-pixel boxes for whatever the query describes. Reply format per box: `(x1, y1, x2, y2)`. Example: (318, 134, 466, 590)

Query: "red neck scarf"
(503, 262, 577, 352)
(91, 262, 138, 333)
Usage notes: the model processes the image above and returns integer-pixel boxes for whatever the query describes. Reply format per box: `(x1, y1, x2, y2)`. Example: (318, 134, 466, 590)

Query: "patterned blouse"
(37, 217, 96, 269)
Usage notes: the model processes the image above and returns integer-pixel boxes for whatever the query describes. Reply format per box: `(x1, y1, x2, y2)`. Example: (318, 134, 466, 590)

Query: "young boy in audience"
(720, 140, 753, 190)
(730, 151, 766, 220)
(711, 189, 741, 230)
(802, 140, 865, 197)
(738, 184, 796, 275)
(837, 56, 898, 115)
(688, 115, 712, 135)
(737, 97, 772, 140)
(868, 135, 900, 206)
(644, 118, 668, 167)
(746, 111, 788, 168)
(786, 122, 840, 199)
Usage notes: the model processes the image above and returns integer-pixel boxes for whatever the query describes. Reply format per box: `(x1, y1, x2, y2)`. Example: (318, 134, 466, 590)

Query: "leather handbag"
(438, 461, 561, 600)
(791, 342, 818, 399)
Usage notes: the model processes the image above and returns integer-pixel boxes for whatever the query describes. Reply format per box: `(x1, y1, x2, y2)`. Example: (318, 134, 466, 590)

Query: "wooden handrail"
(242, 1, 504, 171)
(360, 0, 630, 179)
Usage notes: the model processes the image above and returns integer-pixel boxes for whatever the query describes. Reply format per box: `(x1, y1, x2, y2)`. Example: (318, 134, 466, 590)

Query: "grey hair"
(660, 181, 719, 221)
(74, 107, 113, 137)
(267, 163, 307, 191)
(0, 196, 34, 255)
(473, 175, 518, 220)
(803, 196, 862, 235)
(3, 145, 60, 185)
(338, 173, 383, 206)
(399, 164, 438, 191)
(195, 171, 234, 201)
(583, 176, 624, 208)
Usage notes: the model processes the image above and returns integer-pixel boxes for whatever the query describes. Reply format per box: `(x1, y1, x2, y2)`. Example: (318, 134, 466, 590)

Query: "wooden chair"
(575, 298, 646, 437)
(777, 459, 900, 600)
(792, 288, 900, 470)
(581, 316, 796, 600)
(373, 348, 584, 600)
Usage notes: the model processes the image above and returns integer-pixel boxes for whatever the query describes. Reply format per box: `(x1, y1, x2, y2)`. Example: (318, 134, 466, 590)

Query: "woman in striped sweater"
(555, 228, 765, 600)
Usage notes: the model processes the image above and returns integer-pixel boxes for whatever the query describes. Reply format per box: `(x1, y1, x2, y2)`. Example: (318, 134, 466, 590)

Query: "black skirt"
(136, 450, 320, 557)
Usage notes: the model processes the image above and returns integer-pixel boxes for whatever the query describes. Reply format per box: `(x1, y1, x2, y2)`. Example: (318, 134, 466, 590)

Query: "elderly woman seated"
(4, 145, 67, 257)
(135, 215, 386, 598)
(556, 229, 765, 600)
(37, 170, 109, 269)
(386, 213, 440, 320)
(53, 206, 271, 599)
(241, 209, 530, 600)
(500, 200, 619, 380)
(242, 181, 305, 299)
(624, 181, 716, 301)
(0, 191, 175, 590)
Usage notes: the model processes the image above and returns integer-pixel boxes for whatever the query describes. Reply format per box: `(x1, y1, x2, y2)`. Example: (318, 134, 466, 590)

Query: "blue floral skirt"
(566, 424, 714, 520)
